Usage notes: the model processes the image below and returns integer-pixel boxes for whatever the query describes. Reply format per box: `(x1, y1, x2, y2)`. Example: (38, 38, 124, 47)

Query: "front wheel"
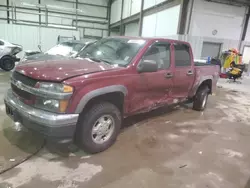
(75, 102, 121, 154)
(0, 56, 15, 71)
(193, 85, 209, 111)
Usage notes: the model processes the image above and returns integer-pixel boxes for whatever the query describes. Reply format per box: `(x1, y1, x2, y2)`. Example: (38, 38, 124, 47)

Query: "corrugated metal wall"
(0, 23, 80, 58)
(0, 0, 108, 39)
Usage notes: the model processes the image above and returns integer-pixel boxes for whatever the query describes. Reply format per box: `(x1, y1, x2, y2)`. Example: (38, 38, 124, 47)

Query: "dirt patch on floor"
(0, 72, 44, 174)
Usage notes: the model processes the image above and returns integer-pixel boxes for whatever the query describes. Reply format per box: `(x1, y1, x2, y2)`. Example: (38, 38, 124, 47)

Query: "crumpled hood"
(15, 58, 115, 81)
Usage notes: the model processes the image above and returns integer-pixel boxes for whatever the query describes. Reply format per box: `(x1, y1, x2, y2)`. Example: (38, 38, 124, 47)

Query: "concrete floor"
(1, 71, 250, 188)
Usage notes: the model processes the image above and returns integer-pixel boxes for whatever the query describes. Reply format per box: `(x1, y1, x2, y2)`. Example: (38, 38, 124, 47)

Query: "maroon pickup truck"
(4, 37, 219, 153)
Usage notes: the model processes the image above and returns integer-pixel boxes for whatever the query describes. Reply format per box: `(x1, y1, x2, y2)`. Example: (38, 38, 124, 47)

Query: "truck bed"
(194, 62, 216, 66)
(192, 63, 220, 97)
(194, 63, 219, 76)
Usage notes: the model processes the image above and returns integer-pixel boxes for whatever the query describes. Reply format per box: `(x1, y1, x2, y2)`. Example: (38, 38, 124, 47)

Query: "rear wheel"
(0, 56, 15, 71)
(193, 85, 209, 111)
(75, 102, 121, 154)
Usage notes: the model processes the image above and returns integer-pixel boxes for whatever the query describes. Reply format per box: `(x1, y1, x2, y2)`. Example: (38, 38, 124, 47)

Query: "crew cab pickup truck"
(4, 37, 219, 153)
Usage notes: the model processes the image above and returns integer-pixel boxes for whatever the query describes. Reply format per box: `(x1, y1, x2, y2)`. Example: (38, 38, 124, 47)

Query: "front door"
(172, 43, 195, 99)
(130, 41, 174, 113)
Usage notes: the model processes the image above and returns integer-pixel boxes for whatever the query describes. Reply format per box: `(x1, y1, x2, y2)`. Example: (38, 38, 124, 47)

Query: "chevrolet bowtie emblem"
(16, 81, 23, 90)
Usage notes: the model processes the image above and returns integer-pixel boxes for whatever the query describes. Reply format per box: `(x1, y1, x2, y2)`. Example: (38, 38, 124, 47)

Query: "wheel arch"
(189, 75, 213, 98)
(75, 85, 128, 114)
(197, 79, 212, 94)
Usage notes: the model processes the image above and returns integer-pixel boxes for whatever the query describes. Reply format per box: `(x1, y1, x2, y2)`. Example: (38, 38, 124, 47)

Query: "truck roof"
(108, 36, 190, 45)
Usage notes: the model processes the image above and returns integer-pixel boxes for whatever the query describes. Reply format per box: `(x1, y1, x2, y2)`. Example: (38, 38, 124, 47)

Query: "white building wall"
(189, 0, 246, 40)
(186, 0, 247, 59)
(240, 19, 250, 64)
(144, 0, 165, 10)
(124, 22, 139, 36)
(122, 0, 141, 19)
(131, 0, 141, 16)
(142, 4, 181, 37)
(111, 0, 122, 24)
(111, 0, 171, 24)
(244, 19, 250, 42)
(122, 0, 132, 19)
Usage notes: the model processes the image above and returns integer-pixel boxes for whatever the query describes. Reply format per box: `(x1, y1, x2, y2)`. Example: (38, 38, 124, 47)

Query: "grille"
(11, 83, 33, 100)
(11, 71, 37, 101)
(12, 71, 37, 87)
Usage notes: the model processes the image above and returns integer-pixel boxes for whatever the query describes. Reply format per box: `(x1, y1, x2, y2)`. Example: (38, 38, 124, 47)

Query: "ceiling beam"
(54, 0, 108, 8)
(205, 0, 250, 6)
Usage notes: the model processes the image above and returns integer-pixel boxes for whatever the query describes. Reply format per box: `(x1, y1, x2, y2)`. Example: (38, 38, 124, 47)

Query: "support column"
(178, 0, 189, 35)
(120, 0, 124, 35)
(138, 0, 144, 36)
(238, 6, 250, 51)
(38, 0, 41, 25)
(108, 0, 112, 36)
(6, 0, 10, 23)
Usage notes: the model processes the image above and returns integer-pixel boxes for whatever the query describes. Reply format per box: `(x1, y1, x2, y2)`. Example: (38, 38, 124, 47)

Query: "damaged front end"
(0, 39, 23, 71)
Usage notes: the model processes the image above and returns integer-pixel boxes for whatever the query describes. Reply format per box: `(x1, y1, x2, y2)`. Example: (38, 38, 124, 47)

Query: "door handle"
(165, 73, 173, 78)
(187, 70, 193, 76)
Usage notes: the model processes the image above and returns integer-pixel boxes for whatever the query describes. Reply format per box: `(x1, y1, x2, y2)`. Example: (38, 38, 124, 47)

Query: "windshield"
(46, 42, 85, 56)
(77, 38, 146, 66)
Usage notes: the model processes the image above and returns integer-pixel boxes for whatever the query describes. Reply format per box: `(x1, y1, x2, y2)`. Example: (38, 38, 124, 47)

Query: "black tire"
(75, 102, 121, 154)
(193, 85, 210, 111)
(0, 56, 15, 71)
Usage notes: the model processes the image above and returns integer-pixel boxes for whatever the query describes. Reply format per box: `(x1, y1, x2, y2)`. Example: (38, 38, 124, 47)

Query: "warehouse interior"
(1, 0, 250, 188)
(1, 0, 250, 60)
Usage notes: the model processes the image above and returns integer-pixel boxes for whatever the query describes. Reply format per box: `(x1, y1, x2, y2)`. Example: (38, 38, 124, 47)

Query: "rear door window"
(174, 43, 191, 67)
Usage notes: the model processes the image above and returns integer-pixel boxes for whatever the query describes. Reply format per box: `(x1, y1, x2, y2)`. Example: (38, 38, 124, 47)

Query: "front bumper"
(4, 89, 79, 143)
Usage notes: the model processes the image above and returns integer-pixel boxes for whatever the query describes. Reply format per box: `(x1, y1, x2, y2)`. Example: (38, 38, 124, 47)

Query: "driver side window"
(142, 43, 171, 70)
(0, 40, 4, 46)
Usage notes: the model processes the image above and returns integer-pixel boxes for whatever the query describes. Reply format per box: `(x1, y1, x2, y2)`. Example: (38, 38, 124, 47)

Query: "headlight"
(35, 97, 69, 113)
(38, 82, 73, 93)
(34, 82, 73, 113)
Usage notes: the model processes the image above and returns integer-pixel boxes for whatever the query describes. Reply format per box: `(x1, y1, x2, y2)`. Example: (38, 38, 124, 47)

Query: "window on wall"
(201, 42, 221, 59)
(174, 43, 191, 67)
(143, 43, 171, 70)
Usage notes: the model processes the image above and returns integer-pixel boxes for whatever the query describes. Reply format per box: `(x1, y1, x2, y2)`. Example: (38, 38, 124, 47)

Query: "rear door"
(172, 43, 195, 99)
(131, 41, 174, 113)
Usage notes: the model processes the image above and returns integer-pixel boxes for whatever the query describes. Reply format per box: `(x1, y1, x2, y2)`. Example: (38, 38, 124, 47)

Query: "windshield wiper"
(88, 57, 113, 65)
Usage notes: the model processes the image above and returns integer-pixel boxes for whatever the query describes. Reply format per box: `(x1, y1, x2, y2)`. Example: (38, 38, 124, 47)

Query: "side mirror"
(137, 59, 158, 73)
